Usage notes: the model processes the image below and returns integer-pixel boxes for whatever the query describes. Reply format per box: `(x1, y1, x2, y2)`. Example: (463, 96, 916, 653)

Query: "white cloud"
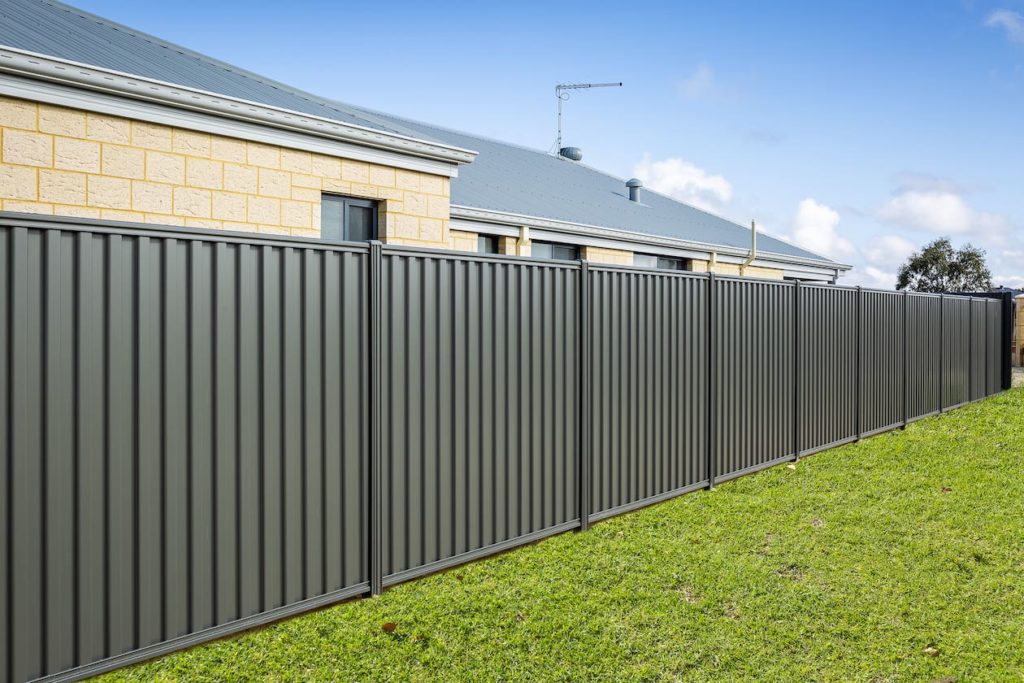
(985, 9, 1024, 43)
(632, 155, 732, 212)
(862, 234, 917, 269)
(788, 198, 857, 261)
(843, 265, 897, 290)
(877, 183, 1013, 248)
(878, 190, 975, 233)
(678, 64, 715, 99)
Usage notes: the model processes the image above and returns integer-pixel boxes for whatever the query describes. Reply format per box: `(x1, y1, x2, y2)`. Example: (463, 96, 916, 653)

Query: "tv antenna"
(555, 81, 622, 159)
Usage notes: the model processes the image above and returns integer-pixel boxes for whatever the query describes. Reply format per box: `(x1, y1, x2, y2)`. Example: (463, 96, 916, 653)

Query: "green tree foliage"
(896, 238, 992, 293)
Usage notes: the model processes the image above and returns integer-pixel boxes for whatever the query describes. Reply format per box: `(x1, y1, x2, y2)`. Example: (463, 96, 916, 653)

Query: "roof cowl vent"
(626, 178, 643, 202)
(559, 146, 583, 161)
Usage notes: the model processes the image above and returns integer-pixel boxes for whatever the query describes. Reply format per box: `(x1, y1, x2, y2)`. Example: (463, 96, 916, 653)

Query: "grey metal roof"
(0, 0, 835, 265)
(345, 107, 830, 261)
(0, 0, 430, 139)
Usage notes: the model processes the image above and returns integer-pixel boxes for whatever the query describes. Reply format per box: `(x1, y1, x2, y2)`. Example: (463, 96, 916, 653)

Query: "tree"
(895, 238, 992, 293)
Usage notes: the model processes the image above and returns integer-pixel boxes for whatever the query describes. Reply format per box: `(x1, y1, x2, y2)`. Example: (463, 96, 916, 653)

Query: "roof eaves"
(450, 204, 851, 271)
(0, 45, 478, 166)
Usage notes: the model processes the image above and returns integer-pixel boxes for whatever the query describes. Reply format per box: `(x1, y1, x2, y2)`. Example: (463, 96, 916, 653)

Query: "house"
(0, 0, 848, 283)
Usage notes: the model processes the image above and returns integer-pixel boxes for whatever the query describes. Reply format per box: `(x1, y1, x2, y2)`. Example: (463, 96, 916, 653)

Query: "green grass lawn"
(100, 389, 1024, 682)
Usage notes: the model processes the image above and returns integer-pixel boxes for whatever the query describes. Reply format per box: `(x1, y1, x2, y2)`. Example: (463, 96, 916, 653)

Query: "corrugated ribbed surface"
(797, 285, 857, 453)
(379, 251, 579, 581)
(587, 267, 708, 518)
(860, 291, 905, 434)
(0, 213, 1010, 683)
(970, 300, 988, 401)
(942, 297, 972, 408)
(987, 302, 1001, 395)
(714, 278, 795, 479)
(0, 0, 417, 137)
(907, 294, 942, 418)
(0, 224, 368, 683)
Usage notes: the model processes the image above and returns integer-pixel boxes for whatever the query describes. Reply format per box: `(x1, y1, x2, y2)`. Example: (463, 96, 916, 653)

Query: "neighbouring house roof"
(0, 0, 843, 270)
(342, 107, 835, 264)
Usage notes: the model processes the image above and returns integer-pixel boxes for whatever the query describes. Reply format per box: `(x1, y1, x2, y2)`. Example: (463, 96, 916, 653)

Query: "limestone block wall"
(0, 96, 451, 244)
(690, 258, 784, 280)
(582, 245, 633, 265)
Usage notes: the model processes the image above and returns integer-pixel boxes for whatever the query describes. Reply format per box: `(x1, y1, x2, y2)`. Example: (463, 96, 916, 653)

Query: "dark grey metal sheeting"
(586, 267, 709, 518)
(713, 278, 796, 478)
(379, 252, 580, 581)
(0, 214, 1007, 683)
(798, 284, 858, 454)
(1, 222, 369, 683)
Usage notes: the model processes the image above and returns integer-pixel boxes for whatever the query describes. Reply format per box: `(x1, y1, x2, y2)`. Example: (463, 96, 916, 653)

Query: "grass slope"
(101, 390, 1024, 682)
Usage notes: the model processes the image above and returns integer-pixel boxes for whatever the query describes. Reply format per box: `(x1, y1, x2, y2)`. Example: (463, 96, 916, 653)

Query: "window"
(478, 234, 499, 254)
(532, 240, 579, 260)
(321, 195, 378, 242)
(635, 253, 690, 271)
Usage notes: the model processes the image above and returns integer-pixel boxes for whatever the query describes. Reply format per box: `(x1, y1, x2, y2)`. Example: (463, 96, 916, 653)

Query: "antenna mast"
(555, 81, 622, 154)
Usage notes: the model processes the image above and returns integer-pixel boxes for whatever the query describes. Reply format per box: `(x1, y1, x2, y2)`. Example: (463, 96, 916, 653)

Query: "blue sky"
(73, 0, 1024, 286)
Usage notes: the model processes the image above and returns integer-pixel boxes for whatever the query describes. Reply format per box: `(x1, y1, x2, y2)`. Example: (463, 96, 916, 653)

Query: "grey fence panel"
(379, 250, 580, 585)
(0, 212, 1013, 683)
(587, 267, 708, 520)
(906, 294, 942, 419)
(714, 278, 795, 480)
(0, 227, 7, 683)
(969, 300, 989, 402)
(797, 284, 858, 454)
(987, 302, 1001, 395)
(860, 290, 906, 435)
(0, 222, 369, 683)
(942, 297, 972, 409)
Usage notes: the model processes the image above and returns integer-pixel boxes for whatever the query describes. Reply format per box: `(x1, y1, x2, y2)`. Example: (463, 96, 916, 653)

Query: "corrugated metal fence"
(0, 215, 1010, 683)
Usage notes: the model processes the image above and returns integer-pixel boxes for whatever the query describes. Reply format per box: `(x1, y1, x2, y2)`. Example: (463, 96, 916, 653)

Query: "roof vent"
(626, 178, 643, 202)
(559, 146, 583, 161)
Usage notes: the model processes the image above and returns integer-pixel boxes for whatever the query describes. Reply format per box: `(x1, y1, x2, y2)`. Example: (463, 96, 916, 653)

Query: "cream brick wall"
(448, 229, 478, 252)
(0, 96, 451, 242)
(446, 232, 520, 256)
(583, 246, 632, 265)
(690, 258, 784, 280)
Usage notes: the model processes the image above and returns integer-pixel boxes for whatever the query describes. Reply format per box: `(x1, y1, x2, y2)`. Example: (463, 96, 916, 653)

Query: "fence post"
(368, 240, 384, 596)
(707, 272, 716, 489)
(902, 290, 909, 429)
(793, 279, 801, 460)
(939, 293, 945, 413)
(578, 260, 591, 532)
(855, 286, 863, 441)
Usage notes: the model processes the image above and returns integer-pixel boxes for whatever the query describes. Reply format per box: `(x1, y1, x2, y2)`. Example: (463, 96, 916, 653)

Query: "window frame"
(321, 193, 379, 242)
(532, 240, 579, 261)
(478, 234, 499, 254)
(635, 252, 690, 271)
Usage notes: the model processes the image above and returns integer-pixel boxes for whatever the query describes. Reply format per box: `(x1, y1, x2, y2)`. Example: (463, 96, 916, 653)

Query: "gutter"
(0, 46, 477, 167)
(450, 204, 851, 272)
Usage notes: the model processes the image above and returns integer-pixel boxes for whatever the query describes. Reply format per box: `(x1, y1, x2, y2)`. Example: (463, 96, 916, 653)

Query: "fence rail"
(0, 214, 1011, 683)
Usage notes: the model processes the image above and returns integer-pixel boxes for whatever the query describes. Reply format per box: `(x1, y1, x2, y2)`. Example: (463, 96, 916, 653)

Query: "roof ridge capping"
(0, 44, 477, 166)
